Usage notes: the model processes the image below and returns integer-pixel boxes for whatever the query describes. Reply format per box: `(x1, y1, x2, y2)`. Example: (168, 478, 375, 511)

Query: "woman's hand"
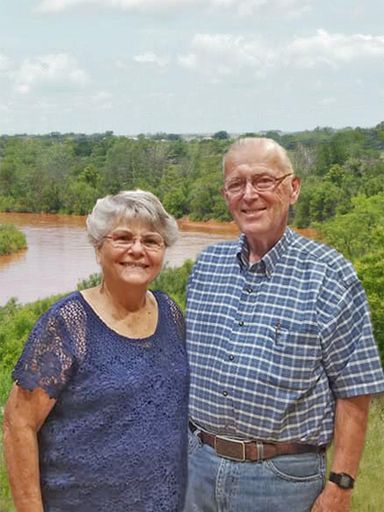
(3, 384, 56, 512)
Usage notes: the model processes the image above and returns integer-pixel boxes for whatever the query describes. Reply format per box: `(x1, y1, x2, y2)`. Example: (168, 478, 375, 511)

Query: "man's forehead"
(226, 162, 273, 175)
(226, 145, 270, 167)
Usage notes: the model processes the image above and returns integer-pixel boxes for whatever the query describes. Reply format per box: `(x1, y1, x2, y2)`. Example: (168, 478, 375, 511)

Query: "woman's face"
(97, 218, 165, 290)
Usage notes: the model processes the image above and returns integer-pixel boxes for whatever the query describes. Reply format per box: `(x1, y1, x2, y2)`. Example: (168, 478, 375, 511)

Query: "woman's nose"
(128, 238, 145, 254)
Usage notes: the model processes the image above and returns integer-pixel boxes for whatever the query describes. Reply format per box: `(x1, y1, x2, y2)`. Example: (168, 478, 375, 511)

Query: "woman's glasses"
(104, 230, 165, 252)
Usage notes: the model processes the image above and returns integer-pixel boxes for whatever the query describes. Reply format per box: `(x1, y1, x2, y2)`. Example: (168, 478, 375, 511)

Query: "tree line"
(1, 124, 383, 223)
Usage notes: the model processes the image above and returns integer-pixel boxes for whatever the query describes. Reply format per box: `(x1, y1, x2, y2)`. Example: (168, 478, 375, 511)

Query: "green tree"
(355, 250, 384, 365)
(317, 194, 384, 260)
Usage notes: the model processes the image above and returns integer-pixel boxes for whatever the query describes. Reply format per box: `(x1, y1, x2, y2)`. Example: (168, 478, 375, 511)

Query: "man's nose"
(242, 180, 259, 199)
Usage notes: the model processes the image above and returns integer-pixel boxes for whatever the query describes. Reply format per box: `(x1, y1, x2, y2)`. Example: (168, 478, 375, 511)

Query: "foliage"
(150, 260, 193, 311)
(355, 251, 384, 366)
(315, 194, 384, 260)
(0, 224, 27, 255)
(77, 273, 102, 290)
(0, 127, 383, 224)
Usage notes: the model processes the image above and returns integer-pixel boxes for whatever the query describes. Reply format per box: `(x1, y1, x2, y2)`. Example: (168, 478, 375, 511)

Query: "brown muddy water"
(0, 213, 237, 306)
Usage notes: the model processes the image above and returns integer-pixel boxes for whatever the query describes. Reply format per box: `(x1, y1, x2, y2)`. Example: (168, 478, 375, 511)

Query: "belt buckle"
(214, 435, 246, 462)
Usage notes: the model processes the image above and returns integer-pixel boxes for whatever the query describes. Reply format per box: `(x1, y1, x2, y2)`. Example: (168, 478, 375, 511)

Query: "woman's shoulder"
(42, 291, 86, 320)
(153, 290, 182, 313)
(33, 291, 90, 342)
(153, 290, 185, 337)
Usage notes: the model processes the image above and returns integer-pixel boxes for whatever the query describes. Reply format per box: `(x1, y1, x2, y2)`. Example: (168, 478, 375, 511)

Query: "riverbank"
(178, 217, 319, 240)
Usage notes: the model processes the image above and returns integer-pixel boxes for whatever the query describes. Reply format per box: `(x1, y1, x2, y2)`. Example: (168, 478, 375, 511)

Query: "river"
(0, 213, 238, 306)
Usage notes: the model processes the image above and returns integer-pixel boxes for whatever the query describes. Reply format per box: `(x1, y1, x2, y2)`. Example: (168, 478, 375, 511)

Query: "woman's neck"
(98, 281, 148, 314)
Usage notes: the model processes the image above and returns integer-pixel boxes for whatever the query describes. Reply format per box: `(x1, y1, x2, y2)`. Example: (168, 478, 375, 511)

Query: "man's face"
(223, 145, 301, 249)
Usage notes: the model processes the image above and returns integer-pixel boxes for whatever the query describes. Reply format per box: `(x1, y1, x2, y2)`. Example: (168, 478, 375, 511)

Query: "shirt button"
(222, 391, 228, 397)
(228, 354, 235, 361)
(238, 320, 244, 326)
(246, 287, 253, 293)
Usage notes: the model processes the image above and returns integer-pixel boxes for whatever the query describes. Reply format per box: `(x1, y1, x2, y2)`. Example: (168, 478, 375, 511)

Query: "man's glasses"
(223, 173, 293, 196)
(103, 230, 165, 252)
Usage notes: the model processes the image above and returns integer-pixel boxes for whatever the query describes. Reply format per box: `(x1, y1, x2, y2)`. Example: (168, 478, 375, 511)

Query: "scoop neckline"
(75, 290, 161, 342)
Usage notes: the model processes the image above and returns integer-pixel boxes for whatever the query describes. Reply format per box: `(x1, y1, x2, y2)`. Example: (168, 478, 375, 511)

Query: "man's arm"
(311, 394, 371, 512)
(3, 384, 56, 512)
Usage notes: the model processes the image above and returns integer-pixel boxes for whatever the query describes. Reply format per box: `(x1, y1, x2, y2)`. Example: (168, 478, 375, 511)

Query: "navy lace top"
(12, 290, 189, 512)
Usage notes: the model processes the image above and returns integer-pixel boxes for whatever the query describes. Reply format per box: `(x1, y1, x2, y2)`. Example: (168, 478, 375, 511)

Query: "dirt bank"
(177, 217, 319, 240)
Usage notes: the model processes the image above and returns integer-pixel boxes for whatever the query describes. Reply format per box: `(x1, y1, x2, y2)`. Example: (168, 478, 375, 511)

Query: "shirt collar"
(236, 227, 294, 277)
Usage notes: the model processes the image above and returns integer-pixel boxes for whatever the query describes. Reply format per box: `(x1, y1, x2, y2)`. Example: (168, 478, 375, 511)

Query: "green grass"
(0, 224, 27, 256)
(350, 397, 384, 511)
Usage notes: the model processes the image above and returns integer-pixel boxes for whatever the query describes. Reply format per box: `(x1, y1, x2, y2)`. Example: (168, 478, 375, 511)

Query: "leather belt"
(190, 422, 324, 462)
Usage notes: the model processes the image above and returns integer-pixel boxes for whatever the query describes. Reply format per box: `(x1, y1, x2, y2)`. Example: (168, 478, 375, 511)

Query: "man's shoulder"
(290, 230, 357, 284)
(197, 239, 239, 261)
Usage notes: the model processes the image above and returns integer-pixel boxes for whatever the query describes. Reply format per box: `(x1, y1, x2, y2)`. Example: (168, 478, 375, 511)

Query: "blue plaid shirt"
(186, 228, 384, 446)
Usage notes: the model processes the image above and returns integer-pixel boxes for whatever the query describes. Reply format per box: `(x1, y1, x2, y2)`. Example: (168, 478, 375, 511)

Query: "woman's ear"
(95, 247, 101, 265)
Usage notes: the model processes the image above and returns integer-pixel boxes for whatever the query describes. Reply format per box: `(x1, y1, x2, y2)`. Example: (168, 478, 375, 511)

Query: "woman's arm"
(3, 384, 56, 512)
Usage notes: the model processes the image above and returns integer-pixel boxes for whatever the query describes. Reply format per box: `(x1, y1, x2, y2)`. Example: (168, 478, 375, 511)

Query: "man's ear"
(289, 176, 301, 205)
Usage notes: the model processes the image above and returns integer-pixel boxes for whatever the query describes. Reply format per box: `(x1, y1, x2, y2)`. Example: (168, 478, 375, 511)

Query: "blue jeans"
(184, 432, 326, 512)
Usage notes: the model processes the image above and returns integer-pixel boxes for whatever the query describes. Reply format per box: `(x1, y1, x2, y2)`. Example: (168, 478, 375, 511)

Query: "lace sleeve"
(161, 293, 186, 343)
(12, 305, 76, 399)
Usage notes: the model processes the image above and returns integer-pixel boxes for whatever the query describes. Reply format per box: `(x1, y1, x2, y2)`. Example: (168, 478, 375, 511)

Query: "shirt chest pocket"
(255, 327, 320, 391)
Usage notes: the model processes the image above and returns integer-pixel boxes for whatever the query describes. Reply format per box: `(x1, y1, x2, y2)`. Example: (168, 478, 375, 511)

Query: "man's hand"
(311, 482, 352, 512)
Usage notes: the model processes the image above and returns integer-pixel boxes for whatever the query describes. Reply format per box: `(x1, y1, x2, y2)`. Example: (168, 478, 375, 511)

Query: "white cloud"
(319, 97, 336, 106)
(133, 52, 169, 67)
(90, 91, 113, 109)
(178, 30, 384, 78)
(286, 30, 384, 68)
(0, 54, 11, 72)
(178, 33, 276, 78)
(37, 0, 312, 17)
(14, 53, 89, 94)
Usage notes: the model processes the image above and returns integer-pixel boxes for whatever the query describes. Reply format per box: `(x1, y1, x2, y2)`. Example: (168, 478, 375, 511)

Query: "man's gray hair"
(223, 137, 294, 175)
(86, 190, 179, 248)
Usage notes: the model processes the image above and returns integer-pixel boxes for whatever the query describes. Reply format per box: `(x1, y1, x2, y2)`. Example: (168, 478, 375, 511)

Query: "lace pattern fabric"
(13, 290, 189, 512)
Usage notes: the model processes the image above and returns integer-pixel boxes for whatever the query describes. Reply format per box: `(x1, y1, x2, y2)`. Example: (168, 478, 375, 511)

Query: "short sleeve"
(12, 305, 76, 399)
(320, 278, 384, 398)
(160, 292, 186, 342)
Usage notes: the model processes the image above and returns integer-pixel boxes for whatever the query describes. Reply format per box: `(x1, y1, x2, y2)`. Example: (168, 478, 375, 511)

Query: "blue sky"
(1, 0, 383, 135)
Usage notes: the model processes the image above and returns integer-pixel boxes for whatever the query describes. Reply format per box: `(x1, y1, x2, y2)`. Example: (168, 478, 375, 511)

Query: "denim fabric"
(184, 432, 326, 512)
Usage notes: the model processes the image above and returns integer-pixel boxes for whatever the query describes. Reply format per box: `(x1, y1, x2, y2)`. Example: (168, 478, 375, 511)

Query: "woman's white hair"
(86, 190, 179, 248)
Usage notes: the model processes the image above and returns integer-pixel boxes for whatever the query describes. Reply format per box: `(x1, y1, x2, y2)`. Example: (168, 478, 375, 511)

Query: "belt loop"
(256, 441, 264, 461)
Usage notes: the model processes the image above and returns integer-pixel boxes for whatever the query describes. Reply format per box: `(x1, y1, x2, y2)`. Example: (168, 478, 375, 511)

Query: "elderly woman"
(3, 191, 189, 512)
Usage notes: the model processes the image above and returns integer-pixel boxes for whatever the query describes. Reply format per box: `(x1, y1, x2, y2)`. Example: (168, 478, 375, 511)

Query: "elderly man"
(184, 138, 384, 512)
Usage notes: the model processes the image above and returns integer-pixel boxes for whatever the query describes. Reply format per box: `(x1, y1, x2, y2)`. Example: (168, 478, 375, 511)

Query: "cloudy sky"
(1, 0, 383, 135)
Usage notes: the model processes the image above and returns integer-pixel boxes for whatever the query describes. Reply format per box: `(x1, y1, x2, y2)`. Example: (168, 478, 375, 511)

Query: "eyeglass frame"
(103, 230, 165, 252)
(223, 172, 294, 196)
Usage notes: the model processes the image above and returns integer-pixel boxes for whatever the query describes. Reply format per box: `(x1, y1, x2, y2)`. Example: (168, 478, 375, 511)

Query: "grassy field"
(1, 397, 383, 511)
